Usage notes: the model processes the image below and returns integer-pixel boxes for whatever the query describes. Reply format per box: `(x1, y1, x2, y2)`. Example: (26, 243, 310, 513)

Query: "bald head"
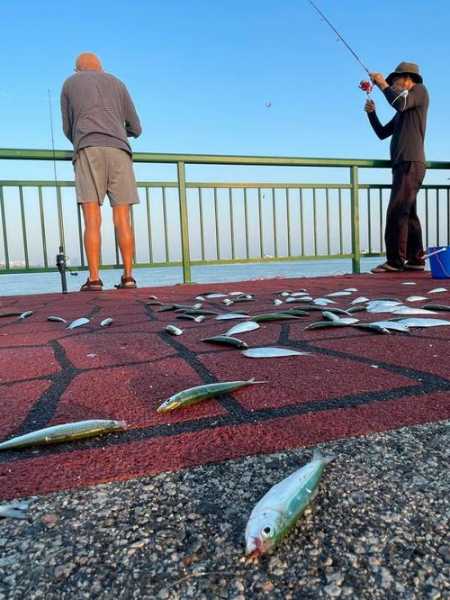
(75, 52, 102, 72)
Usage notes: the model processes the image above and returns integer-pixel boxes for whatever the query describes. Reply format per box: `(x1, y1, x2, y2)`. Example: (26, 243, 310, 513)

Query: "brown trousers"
(385, 161, 426, 268)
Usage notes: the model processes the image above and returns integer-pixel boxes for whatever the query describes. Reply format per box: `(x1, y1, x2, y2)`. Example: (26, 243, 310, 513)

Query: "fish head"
(156, 399, 179, 413)
(245, 509, 280, 558)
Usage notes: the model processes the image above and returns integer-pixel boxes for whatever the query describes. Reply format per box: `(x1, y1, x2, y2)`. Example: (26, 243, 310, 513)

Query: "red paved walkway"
(0, 272, 449, 500)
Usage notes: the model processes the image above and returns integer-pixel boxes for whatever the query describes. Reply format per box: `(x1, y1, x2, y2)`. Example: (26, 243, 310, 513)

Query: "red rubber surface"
(0, 272, 449, 500)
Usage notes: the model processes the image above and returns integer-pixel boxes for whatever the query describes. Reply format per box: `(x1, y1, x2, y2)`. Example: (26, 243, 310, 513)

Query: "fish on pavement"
(325, 291, 352, 297)
(165, 325, 183, 336)
(251, 312, 304, 323)
(242, 347, 310, 358)
(244, 449, 334, 560)
(67, 317, 90, 330)
(47, 315, 67, 323)
(394, 317, 450, 328)
(406, 296, 428, 302)
(225, 321, 260, 336)
(391, 306, 437, 316)
(353, 323, 390, 334)
(351, 296, 369, 305)
(428, 287, 447, 294)
(18, 311, 33, 320)
(313, 298, 336, 306)
(157, 379, 264, 412)
(215, 313, 249, 321)
(0, 419, 127, 451)
(422, 304, 450, 312)
(202, 335, 248, 349)
(176, 314, 206, 323)
(368, 320, 410, 333)
(100, 317, 113, 327)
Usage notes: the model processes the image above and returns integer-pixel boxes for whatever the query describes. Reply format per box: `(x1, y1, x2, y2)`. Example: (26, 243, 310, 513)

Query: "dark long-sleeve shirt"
(61, 71, 142, 158)
(368, 83, 429, 165)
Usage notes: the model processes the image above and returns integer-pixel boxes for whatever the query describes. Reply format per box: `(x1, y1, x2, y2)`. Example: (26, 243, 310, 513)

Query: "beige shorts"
(74, 146, 139, 206)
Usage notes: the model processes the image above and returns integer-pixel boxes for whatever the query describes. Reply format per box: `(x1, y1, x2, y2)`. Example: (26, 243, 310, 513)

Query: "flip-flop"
(404, 263, 426, 271)
(115, 276, 137, 289)
(371, 262, 403, 274)
(80, 279, 103, 292)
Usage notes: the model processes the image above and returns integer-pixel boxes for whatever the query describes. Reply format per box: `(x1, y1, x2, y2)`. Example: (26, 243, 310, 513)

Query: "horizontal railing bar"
(2, 148, 450, 170)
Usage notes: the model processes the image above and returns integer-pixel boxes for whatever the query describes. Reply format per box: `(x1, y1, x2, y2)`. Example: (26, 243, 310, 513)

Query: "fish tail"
(312, 448, 336, 464)
(248, 378, 268, 384)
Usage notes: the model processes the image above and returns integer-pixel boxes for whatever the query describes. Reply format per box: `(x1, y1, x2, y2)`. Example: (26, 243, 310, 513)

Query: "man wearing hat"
(61, 52, 142, 290)
(365, 62, 429, 273)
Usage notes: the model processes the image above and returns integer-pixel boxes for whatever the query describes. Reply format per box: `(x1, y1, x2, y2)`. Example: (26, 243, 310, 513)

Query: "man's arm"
(60, 84, 73, 142)
(365, 99, 395, 139)
(383, 85, 426, 113)
(122, 85, 142, 138)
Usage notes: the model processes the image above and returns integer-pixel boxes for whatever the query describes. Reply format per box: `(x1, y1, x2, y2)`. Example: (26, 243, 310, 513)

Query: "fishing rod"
(307, 0, 373, 94)
(48, 89, 68, 294)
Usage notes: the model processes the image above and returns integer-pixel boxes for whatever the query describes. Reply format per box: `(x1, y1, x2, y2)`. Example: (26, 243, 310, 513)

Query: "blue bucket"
(428, 246, 450, 279)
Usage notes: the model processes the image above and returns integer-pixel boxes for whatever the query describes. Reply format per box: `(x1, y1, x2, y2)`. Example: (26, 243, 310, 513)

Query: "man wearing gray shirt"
(365, 62, 429, 274)
(61, 52, 142, 290)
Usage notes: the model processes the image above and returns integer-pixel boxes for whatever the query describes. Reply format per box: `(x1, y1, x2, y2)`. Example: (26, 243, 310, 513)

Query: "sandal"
(80, 278, 103, 292)
(115, 276, 137, 289)
(404, 263, 425, 271)
(371, 262, 403, 274)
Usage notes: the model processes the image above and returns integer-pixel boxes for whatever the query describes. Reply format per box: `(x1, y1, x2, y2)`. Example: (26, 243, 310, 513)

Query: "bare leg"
(81, 203, 102, 281)
(112, 205, 134, 278)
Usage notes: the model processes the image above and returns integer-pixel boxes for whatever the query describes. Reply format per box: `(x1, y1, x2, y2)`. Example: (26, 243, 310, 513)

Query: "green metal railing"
(1, 149, 450, 282)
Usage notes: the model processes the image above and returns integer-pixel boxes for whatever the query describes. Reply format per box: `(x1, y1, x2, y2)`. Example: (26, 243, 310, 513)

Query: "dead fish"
(215, 313, 249, 321)
(298, 305, 350, 316)
(286, 296, 313, 303)
(165, 325, 183, 336)
(158, 303, 201, 313)
(195, 296, 206, 301)
(0, 501, 29, 520)
(305, 321, 350, 330)
(244, 449, 334, 560)
(0, 311, 23, 318)
(429, 287, 447, 294)
(67, 317, 90, 330)
(366, 301, 403, 313)
(371, 297, 402, 302)
(225, 321, 260, 336)
(47, 315, 67, 323)
(280, 291, 293, 297)
(351, 296, 369, 305)
(176, 314, 205, 323)
(177, 308, 219, 316)
(148, 295, 158, 300)
(229, 291, 247, 296)
(18, 311, 33, 320)
(353, 323, 390, 334)
(273, 299, 283, 306)
(422, 304, 450, 312)
(344, 288, 358, 292)
(232, 296, 255, 303)
(313, 298, 336, 306)
(391, 306, 437, 316)
(146, 300, 163, 306)
(0, 419, 127, 451)
(242, 347, 309, 358)
(394, 317, 450, 328)
(202, 335, 248, 349)
(322, 311, 341, 322)
(325, 291, 352, 297)
(406, 296, 428, 302)
(157, 378, 264, 412)
(252, 313, 304, 322)
(204, 293, 227, 299)
(281, 308, 310, 317)
(289, 292, 309, 297)
(369, 320, 410, 333)
(401, 282, 416, 286)
(100, 317, 113, 327)
(346, 306, 368, 314)
(223, 299, 234, 306)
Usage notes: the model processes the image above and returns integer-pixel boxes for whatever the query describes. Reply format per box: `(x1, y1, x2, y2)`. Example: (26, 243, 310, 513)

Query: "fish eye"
(261, 526, 272, 538)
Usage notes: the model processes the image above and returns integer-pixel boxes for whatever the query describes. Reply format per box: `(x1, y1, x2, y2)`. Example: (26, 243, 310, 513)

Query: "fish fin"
(312, 448, 336, 464)
(248, 378, 268, 384)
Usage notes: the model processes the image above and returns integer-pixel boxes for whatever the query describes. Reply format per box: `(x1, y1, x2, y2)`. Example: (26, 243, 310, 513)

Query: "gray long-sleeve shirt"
(61, 70, 142, 158)
(367, 83, 429, 165)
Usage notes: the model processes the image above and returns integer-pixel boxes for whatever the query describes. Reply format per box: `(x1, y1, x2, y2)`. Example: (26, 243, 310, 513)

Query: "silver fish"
(325, 291, 352, 297)
(205, 293, 227, 299)
(395, 318, 450, 328)
(366, 301, 402, 313)
(0, 419, 126, 450)
(148, 295, 158, 300)
(391, 306, 437, 316)
(343, 288, 358, 292)
(280, 291, 293, 297)
(100, 317, 113, 327)
(215, 313, 249, 321)
(18, 311, 33, 320)
(242, 347, 310, 358)
(229, 291, 246, 296)
(353, 323, 390, 334)
(286, 296, 313, 303)
(165, 324, 183, 335)
(406, 296, 428, 302)
(429, 287, 447, 294)
(401, 282, 417, 286)
(289, 292, 309, 297)
(322, 311, 341, 322)
(313, 298, 336, 306)
(195, 296, 206, 301)
(273, 299, 283, 306)
(0, 501, 29, 520)
(202, 335, 248, 349)
(225, 321, 260, 336)
(351, 296, 369, 305)
(370, 320, 410, 333)
(47, 315, 67, 323)
(67, 317, 90, 329)
(245, 449, 334, 559)
(223, 299, 234, 306)
(176, 314, 205, 323)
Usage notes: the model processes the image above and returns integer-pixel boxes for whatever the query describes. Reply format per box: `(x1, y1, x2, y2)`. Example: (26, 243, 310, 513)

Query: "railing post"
(350, 165, 361, 274)
(177, 161, 191, 283)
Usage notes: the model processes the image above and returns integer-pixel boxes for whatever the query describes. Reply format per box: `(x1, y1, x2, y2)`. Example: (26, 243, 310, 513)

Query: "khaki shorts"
(74, 147, 139, 206)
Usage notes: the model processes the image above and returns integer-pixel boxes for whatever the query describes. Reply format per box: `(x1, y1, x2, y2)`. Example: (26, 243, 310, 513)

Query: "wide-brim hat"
(386, 62, 423, 85)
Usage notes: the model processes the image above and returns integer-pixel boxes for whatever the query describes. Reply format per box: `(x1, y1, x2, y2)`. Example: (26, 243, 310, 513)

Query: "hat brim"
(386, 71, 423, 85)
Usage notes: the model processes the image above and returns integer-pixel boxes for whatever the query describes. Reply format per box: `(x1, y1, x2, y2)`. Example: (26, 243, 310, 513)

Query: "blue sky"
(1, 0, 448, 178)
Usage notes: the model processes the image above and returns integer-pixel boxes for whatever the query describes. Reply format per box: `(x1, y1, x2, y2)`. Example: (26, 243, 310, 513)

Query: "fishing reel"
(359, 80, 373, 95)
